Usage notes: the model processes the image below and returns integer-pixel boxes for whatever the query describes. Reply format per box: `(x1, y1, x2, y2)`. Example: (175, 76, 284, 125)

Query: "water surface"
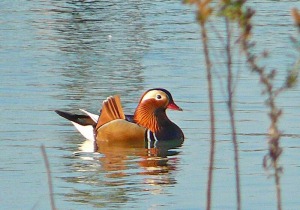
(1, 1, 300, 209)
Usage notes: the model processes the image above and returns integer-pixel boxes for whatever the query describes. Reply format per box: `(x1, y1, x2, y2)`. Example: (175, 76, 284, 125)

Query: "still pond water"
(1, 0, 300, 209)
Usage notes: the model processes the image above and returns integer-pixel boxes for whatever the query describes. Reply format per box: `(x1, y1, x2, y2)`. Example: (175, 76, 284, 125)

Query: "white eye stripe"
(142, 90, 166, 101)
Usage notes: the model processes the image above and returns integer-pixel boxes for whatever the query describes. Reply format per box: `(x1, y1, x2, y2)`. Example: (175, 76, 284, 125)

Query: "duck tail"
(55, 110, 97, 126)
(55, 110, 98, 141)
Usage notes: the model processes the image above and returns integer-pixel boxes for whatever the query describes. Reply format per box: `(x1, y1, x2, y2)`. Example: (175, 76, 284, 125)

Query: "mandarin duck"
(55, 88, 184, 150)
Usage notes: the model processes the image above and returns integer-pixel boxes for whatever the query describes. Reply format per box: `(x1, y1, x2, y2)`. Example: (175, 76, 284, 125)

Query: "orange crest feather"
(96, 95, 125, 130)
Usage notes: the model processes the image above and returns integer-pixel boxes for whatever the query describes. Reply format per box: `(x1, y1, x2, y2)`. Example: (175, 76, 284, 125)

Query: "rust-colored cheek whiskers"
(133, 101, 161, 133)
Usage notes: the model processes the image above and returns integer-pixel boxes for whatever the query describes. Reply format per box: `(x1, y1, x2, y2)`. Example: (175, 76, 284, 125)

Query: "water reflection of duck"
(56, 88, 184, 151)
(96, 145, 179, 178)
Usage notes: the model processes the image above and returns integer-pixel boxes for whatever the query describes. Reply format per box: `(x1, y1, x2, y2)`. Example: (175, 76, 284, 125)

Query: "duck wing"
(96, 95, 125, 129)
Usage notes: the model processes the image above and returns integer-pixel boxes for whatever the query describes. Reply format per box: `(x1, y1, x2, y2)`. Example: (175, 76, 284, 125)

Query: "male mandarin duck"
(55, 88, 184, 150)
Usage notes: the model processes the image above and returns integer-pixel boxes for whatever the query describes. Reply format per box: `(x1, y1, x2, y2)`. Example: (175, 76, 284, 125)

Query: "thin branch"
(225, 18, 241, 210)
(41, 145, 56, 210)
(241, 32, 283, 210)
(200, 21, 216, 210)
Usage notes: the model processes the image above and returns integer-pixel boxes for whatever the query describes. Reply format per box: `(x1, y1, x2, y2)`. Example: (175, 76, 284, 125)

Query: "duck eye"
(156, 94, 162, 100)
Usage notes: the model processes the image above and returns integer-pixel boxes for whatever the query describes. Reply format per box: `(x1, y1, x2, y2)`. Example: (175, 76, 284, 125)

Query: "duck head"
(134, 88, 182, 133)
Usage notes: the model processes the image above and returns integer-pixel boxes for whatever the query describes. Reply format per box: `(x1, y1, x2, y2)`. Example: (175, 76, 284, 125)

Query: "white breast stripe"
(147, 130, 151, 149)
(153, 133, 158, 142)
(146, 130, 159, 149)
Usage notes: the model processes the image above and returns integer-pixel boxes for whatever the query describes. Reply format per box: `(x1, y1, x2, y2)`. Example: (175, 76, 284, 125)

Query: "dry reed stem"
(41, 144, 56, 210)
(225, 18, 241, 210)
